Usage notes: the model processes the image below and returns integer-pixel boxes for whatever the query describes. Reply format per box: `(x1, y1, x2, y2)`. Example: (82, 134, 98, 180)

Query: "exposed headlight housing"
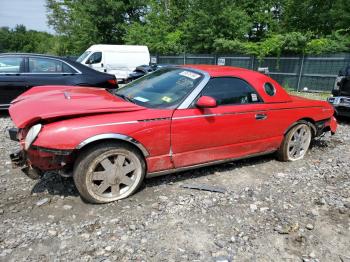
(25, 124, 42, 150)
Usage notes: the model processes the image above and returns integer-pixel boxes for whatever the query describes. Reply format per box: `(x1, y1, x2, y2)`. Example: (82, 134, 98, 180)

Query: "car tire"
(73, 142, 146, 204)
(277, 121, 313, 162)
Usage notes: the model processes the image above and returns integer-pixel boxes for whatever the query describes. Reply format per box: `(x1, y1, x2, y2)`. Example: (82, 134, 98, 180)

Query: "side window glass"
(29, 57, 64, 73)
(0, 57, 24, 73)
(87, 52, 102, 64)
(62, 63, 77, 73)
(201, 77, 262, 106)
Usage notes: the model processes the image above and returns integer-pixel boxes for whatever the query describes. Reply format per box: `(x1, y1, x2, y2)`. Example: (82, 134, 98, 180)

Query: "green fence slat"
(151, 53, 350, 92)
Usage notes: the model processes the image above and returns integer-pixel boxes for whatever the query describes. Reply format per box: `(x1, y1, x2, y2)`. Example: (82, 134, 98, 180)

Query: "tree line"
(1, 0, 350, 57)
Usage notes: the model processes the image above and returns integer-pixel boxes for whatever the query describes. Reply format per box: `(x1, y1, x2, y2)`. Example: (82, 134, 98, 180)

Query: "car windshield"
(76, 51, 91, 63)
(116, 67, 204, 109)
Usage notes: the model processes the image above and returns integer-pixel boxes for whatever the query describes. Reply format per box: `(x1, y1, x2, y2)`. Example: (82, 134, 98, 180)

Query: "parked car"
(8, 65, 337, 203)
(0, 53, 118, 110)
(328, 65, 350, 117)
(76, 45, 150, 83)
(125, 64, 167, 82)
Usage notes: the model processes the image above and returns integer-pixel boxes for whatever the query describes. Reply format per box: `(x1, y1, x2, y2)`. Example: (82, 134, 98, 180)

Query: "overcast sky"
(0, 0, 53, 33)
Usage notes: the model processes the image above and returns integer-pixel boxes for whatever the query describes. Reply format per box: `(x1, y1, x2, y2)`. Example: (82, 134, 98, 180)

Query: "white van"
(77, 45, 150, 82)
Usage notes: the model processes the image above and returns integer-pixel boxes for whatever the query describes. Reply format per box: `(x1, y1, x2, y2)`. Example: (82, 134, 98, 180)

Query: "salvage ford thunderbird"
(8, 65, 337, 203)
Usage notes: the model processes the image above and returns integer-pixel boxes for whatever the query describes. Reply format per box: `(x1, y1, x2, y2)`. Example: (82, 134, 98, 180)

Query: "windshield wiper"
(116, 94, 135, 104)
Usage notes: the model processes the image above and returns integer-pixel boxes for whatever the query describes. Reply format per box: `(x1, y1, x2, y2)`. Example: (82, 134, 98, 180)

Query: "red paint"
(10, 86, 143, 128)
(196, 96, 217, 108)
(9, 66, 337, 174)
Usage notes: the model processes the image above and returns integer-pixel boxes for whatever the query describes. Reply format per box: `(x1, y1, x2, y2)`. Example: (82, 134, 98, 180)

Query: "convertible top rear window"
(264, 82, 276, 96)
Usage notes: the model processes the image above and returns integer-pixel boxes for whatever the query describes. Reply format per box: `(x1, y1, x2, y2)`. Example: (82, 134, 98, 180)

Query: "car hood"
(9, 86, 144, 128)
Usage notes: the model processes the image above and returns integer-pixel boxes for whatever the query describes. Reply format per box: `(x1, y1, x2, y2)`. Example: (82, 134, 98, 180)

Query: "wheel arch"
(75, 133, 149, 158)
(284, 118, 317, 137)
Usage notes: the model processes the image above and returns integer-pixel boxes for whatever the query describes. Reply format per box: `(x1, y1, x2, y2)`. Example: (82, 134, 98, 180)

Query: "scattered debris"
(274, 222, 300, 234)
(0, 116, 349, 261)
(182, 184, 226, 193)
(35, 198, 50, 206)
(250, 204, 258, 212)
(214, 256, 232, 262)
(306, 224, 314, 230)
(63, 205, 72, 210)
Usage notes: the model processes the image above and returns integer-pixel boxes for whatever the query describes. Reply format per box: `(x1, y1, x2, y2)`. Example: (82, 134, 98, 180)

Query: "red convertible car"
(9, 65, 337, 203)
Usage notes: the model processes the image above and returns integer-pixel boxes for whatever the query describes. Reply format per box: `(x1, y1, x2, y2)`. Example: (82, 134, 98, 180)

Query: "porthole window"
(264, 82, 276, 96)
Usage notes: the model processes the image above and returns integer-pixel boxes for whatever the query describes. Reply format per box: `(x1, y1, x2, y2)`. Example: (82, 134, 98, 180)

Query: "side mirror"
(86, 58, 94, 65)
(196, 96, 217, 108)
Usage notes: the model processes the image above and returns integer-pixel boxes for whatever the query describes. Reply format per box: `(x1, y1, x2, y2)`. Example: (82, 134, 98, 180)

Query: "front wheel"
(73, 142, 145, 204)
(277, 122, 313, 161)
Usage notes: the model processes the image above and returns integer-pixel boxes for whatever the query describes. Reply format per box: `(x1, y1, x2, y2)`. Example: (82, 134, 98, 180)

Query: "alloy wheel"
(286, 124, 312, 161)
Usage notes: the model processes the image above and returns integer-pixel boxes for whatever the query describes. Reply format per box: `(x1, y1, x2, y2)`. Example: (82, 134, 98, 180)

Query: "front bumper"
(10, 149, 42, 179)
(8, 128, 73, 179)
(10, 149, 25, 168)
(328, 96, 350, 117)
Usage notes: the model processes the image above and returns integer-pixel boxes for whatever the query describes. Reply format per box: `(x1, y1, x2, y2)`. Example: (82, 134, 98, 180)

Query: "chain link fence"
(151, 53, 350, 93)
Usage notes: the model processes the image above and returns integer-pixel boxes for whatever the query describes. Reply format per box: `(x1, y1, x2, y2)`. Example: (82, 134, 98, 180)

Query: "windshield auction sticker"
(179, 71, 201, 80)
(162, 96, 172, 103)
(134, 96, 149, 102)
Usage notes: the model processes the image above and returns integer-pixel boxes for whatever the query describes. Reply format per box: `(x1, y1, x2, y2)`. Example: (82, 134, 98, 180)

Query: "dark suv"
(0, 53, 118, 110)
(328, 66, 350, 117)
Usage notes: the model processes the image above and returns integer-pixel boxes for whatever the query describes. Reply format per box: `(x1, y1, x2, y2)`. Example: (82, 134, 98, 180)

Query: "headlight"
(25, 124, 42, 150)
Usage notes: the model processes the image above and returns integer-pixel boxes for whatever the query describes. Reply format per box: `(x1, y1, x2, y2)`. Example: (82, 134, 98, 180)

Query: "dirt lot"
(0, 109, 349, 261)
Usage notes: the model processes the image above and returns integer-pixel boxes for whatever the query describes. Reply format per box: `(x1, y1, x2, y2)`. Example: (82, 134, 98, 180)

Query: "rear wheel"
(278, 122, 312, 161)
(73, 142, 145, 203)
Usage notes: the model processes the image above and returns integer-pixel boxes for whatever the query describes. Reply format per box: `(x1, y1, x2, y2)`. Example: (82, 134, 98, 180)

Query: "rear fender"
(284, 119, 317, 137)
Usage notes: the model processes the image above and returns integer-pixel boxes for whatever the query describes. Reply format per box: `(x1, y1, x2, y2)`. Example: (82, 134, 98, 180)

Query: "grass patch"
(286, 90, 330, 101)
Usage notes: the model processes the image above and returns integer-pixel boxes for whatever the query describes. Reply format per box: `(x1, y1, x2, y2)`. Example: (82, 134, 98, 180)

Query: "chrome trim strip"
(172, 106, 325, 121)
(172, 114, 218, 120)
(72, 117, 172, 130)
(72, 121, 138, 130)
(177, 68, 210, 109)
(76, 133, 149, 157)
(147, 150, 276, 178)
(19, 72, 81, 75)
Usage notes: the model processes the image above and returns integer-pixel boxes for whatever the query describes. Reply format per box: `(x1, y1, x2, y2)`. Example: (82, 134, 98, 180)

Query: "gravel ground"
(0, 112, 349, 262)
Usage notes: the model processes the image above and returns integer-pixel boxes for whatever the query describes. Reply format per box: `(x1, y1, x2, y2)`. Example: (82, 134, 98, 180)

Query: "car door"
(0, 56, 28, 107)
(24, 56, 79, 88)
(171, 77, 280, 168)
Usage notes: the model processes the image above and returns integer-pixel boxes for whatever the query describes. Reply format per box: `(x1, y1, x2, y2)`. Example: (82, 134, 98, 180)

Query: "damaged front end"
(8, 127, 73, 180)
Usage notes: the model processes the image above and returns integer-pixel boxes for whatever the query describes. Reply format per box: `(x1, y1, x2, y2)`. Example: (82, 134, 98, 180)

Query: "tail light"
(107, 79, 117, 86)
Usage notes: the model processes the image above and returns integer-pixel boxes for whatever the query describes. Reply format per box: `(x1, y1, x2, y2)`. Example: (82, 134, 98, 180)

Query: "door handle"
(255, 113, 267, 120)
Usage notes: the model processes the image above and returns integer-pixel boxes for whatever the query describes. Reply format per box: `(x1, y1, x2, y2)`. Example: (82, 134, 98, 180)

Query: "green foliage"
(305, 38, 347, 55)
(124, 0, 188, 54)
(47, 0, 145, 54)
(181, 1, 251, 53)
(0, 25, 57, 54)
(1, 0, 350, 56)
